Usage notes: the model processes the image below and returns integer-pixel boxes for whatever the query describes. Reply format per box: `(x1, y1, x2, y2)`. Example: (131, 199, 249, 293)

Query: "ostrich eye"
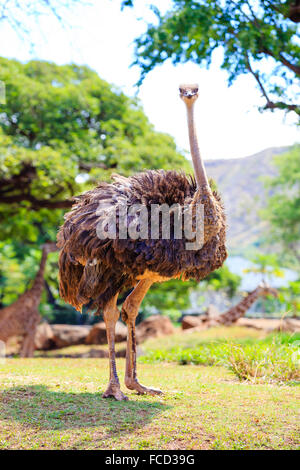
(179, 88, 183, 93)
(193, 88, 198, 93)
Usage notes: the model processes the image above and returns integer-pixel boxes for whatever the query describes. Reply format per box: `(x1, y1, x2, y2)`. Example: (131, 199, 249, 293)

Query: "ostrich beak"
(179, 84, 199, 101)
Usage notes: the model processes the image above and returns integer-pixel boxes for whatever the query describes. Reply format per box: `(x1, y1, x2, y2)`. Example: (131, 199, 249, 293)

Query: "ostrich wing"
(57, 170, 227, 311)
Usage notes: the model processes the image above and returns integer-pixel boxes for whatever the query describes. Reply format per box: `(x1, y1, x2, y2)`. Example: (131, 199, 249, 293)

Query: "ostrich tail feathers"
(58, 250, 84, 312)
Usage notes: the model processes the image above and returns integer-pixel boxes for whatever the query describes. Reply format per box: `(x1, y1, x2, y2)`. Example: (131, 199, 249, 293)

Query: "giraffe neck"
(219, 288, 261, 324)
(29, 249, 48, 302)
(0, 316, 19, 341)
(0, 248, 48, 345)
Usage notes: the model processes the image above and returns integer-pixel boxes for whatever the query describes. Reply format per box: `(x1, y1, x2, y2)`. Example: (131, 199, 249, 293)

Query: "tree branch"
(278, 52, 300, 76)
(79, 161, 110, 171)
(286, 0, 300, 23)
(261, 43, 300, 76)
(289, 242, 300, 263)
(245, 53, 272, 103)
(0, 194, 73, 209)
(0, 162, 75, 209)
(245, 53, 300, 115)
(230, 1, 300, 75)
(264, 100, 300, 114)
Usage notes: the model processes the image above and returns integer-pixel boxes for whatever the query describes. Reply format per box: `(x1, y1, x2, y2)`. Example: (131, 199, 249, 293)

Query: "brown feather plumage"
(57, 169, 227, 312)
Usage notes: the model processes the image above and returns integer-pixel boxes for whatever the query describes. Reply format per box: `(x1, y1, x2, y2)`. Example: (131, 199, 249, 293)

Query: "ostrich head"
(179, 84, 199, 105)
(258, 281, 278, 298)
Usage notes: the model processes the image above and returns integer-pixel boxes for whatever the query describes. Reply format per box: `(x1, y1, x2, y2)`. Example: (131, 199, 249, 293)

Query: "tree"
(204, 265, 241, 298)
(0, 0, 89, 45)
(0, 57, 190, 318)
(243, 253, 284, 282)
(0, 58, 190, 241)
(262, 145, 300, 270)
(123, 0, 300, 118)
(278, 280, 300, 316)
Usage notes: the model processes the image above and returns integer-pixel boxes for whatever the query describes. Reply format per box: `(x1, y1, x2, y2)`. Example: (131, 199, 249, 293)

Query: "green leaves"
(0, 57, 190, 314)
(203, 265, 241, 298)
(130, 0, 299, 116)
(262, 145, 300, 271)
(0, 57, 189, 226)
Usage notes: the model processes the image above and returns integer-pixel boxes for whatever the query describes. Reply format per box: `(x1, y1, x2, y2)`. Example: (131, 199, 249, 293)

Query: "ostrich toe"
(102, 383, 128, 401)
(125, 378, 163, 396)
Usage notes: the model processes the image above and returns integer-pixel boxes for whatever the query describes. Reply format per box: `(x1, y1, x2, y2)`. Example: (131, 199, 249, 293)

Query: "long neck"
(219, 288, 261, 323)
(186, 102, 209, 188)
(30, 249, 48, 299)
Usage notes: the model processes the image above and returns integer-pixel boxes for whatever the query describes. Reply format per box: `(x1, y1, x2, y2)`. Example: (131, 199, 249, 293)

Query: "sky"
(0, 0, 298, 160)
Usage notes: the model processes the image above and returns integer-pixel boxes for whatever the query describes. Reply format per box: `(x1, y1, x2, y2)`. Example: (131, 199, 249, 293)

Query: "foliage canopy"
(0, 57, 189, 243)
(0, 57, 191, 316)
(124, 0, 300, 117)
(262, 145, 300, 270)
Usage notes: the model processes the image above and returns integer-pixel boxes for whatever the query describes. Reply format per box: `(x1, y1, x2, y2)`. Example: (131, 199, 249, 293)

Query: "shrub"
(139, 333, 300, 384)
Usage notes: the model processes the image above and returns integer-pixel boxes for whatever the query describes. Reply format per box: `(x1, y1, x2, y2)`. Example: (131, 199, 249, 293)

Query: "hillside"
(205, 147, 290, 252)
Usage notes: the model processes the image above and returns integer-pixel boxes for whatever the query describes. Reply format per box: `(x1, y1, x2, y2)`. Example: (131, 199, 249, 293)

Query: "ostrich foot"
(125, 378, 163, 396)
(102, 382, 128, 401)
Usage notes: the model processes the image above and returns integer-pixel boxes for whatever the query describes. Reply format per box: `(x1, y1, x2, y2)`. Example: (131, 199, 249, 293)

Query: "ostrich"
(0, 242, 57, 357)
(57, 84, 227, 400)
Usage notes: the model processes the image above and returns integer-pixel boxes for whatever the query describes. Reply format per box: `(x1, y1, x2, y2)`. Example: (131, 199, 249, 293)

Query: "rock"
(182, 324, 209, 333)
(279, 319, 300, 333)
(237, 318, 300, 332)
(87, 349, 109, 358)
(116, 348, 126, 358)
(34, 322, 55, 350)
(116, 346, 144, 358)
(85, 321, 127, 345)
(136, 315, 175, 343)
(204, 304, 220, 318)
(51, 324, 91, 349)
(181, 315, 203, 330)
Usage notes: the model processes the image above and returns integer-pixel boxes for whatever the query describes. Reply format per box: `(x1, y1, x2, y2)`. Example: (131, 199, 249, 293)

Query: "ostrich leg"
(122, 280, 162, 396)
(102, 294, 128, 401)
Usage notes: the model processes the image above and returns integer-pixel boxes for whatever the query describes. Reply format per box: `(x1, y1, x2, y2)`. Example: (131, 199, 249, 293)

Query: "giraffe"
(0, 242, 57, 357)
(203, 282, 278, 327)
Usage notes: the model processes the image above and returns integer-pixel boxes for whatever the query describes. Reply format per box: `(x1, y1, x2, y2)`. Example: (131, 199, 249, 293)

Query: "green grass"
(140, 328, 300, 384)
(34, 341, 125, 358)
(0, 327, 299, 449)
(0, 358, 299, 450)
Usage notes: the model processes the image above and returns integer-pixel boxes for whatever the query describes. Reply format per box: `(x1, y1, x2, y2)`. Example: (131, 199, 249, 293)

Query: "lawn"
(0, 327, 299, 450)
(140, 327, 300, 383)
